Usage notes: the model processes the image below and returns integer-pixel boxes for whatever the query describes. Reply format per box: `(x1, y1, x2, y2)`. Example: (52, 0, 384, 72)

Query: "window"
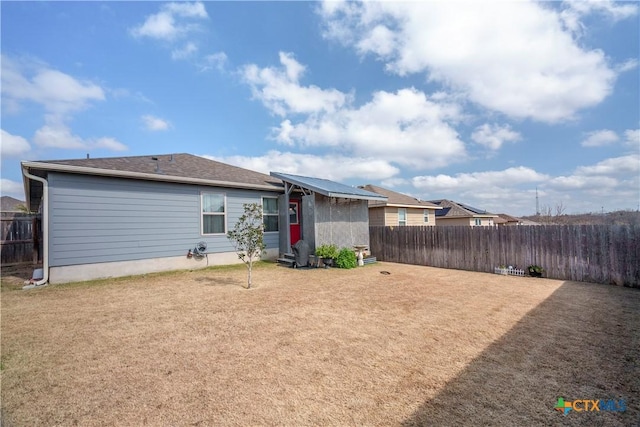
(474, 218, 482, 226)
(202, 193, 225, 234)
(289, 202, 299, 225)
(424, 210, 429, 223)
(398, 208, 407, 226)
(263, 197, 279, 232)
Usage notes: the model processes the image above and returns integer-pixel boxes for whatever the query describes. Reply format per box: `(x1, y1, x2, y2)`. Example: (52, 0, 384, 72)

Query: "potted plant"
(527, 265, 544, 278)
(315, 244, 339, 268)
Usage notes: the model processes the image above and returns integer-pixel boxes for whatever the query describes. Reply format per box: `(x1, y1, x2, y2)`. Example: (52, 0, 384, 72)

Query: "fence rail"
(1, 214, 41, 265)
(369, 225, 640, 287)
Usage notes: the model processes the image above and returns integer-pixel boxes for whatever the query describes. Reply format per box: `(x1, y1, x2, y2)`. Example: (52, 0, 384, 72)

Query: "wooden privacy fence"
(1, 214, 41, 266)
(369, 225, 640, 287)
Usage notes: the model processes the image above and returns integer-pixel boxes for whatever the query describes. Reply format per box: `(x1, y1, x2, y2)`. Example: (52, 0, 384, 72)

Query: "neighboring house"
(21, 153, 386, 285)
(22, 153, 287, 284)
(358, 184, 441, 227)
(1, 196, 26, 213)
(430, 199, 498, 226)
(271, 173, 387, 256)
(495, 213, 525, 226)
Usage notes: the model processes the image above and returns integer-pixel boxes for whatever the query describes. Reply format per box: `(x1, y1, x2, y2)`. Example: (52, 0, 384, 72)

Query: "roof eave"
(21, 161, 284, 192)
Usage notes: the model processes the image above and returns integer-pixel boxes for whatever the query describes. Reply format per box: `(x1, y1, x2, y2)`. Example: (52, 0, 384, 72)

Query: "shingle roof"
(430, 199, 497, 218)
(22, 153, 284, 211)
(1, 196, 25, 212)
(24, 153, 282, 188)
(270, 173, 387, 201)
(358, 184, 440, 209)
(496, 213, 523, 223)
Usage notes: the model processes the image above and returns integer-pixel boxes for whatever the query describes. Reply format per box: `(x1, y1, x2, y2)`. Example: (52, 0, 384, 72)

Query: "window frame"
(201, 192, 227, 235)
(423, 210, 429, 224)
(262, 196, 279, 233)
(474, 218, 482, 226)
(398, 208, 407, 226)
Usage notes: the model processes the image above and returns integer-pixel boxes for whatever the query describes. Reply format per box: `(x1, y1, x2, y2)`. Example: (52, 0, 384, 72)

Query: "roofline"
(370, 202, 443, 209)
(270, 172, 387, 201)
(21, 161, 285, 192)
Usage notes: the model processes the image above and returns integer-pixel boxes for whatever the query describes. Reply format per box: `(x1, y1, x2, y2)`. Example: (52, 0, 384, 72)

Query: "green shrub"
(336, 247, 357, 269)
(316, 244, 339, 259)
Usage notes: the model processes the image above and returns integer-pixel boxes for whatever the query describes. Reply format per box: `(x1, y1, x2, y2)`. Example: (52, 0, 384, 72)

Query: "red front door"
(289, 200, 301, 245)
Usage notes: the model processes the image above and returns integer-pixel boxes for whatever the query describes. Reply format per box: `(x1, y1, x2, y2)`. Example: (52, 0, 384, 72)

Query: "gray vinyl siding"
(47, 173, 280, 267)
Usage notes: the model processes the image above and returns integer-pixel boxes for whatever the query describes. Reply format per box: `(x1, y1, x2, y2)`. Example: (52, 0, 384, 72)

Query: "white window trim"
(262, 196, 279, 233)
(201, 192, 227, 235)
(474, 218, 482, 226)
(398, 208, 407, 226)
(424, 210, 429, 223)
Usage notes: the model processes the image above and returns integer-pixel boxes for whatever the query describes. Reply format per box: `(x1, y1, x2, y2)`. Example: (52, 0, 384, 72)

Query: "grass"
(1, 262, 638, 426)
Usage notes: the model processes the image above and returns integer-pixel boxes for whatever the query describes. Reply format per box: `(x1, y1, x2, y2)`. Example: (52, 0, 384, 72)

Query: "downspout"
(22, 169, 49, 287)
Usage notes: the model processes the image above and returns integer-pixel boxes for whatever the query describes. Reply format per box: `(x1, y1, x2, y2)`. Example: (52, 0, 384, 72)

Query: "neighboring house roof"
(271, 172, 387, 202)
(358, 184, 442, 209)
(430, 199, 498, 218)
(1, 196, 25, 212)
(22, 153, 284, 211)
(496, 213, 524, 224)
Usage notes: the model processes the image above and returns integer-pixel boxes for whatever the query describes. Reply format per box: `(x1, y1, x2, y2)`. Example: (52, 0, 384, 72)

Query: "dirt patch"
(1, 262, 638, 426)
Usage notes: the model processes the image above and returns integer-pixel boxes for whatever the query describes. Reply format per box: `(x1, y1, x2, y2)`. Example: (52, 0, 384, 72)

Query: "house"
(358, 184, 441, 226)
(430, 199, 498, 226)
(271, 173, 387, 256)
(22, 153, 285, 284)
(494, 213, 524, 226)
(21, 153, 386, 285)
(1, 196, 26, 213)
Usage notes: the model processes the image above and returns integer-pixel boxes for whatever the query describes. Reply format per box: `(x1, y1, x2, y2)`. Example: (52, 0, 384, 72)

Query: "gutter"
(21, 168, 49, 288)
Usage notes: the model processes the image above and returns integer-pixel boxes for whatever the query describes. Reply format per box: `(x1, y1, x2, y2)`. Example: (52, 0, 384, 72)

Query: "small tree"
(227, 203, 266, 289)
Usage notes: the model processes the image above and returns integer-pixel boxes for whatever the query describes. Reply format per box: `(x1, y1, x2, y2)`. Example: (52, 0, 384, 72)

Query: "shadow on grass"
(402, 281, 640, 427)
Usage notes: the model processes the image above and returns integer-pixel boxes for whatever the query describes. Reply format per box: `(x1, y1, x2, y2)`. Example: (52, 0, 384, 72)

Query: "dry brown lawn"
(1, 262, 638, 426)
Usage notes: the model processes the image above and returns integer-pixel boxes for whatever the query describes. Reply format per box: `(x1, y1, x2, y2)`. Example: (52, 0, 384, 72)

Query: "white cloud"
(130, 1, 208, 41)
(319, 1, 620, 122)
(271, 87, 466, 169)
(199, 52, 228, 72)
(1, 55, 105, 117)
(33, 122, 127, 151)
(574, 154, 640, 176)
(242, 54, 466, 170)
(0, 179, 24, 199)
(203, 150, 399, 182)
(171, 42, 198, 60)
(581, 129, 619, 147)
(471, 123, 521, 150)
(624, 129, 640, 148)
(412, 166, 548, 192)
(142, 115, 171, 131)
(1, 129, 31, 157)
(242, 52, 351, 117)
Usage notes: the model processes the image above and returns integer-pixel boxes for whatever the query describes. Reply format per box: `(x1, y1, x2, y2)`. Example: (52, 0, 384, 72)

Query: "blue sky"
(1, 1, 638, 216)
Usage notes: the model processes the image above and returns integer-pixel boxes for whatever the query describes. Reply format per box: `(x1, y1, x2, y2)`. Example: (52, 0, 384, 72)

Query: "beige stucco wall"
(376, 207, 436, 226)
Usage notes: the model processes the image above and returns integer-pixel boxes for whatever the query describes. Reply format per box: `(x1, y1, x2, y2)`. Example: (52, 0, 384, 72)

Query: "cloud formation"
(319, 1, 630, 122)
(204, 151, 399, 182)
(130, 2, 208, 41)
(1, 129, 31, 157)
(142, 115, 171, 131)
(472, 124, 521, 150)
(243, 53, 466, 171)
(581, 129, 619, 147)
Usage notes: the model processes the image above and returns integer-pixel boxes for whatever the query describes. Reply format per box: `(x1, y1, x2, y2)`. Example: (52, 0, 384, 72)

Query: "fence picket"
(369, 225, 639, 287)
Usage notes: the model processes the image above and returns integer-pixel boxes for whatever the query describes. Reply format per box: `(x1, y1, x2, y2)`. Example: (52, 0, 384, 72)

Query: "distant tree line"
(522, 204, 640, 226)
